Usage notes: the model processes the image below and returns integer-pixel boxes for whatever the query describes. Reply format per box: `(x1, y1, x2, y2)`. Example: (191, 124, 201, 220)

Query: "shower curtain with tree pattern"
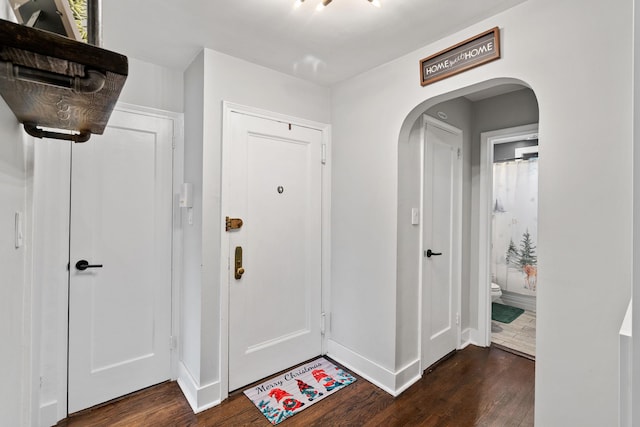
(491, 158, 538, 296)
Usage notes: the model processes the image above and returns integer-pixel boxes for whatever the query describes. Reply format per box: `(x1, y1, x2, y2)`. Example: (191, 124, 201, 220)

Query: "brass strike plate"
(225, 216, 243, 232)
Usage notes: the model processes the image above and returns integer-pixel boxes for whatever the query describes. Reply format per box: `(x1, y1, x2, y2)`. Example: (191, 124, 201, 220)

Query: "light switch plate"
(411, 208, 420, 225)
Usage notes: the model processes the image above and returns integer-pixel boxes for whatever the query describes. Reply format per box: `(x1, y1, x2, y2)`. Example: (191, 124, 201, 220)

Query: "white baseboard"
(393, 359, 422, 396)
(39, 401, 58, 427)
(177, 362, 221, 414)
(619, 301, 632, 427)
(469, 328, 488, 347)
(327, 339, 421, 397)
(459, 328, 472, 349)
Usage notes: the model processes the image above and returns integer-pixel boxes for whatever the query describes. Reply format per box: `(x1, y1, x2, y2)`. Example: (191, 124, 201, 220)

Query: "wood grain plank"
(56, 346, 534, 427)
(0, 19, 127, 136)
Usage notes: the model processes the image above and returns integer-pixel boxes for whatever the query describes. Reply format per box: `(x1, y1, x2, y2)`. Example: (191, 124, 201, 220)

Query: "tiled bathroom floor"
(491, 309, 536, 358)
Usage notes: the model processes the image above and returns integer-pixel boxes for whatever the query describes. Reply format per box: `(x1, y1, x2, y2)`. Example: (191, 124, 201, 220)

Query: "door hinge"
(170, 336, 177, 350)
(321, 144, 327, 165)
(457, 148, 461, 159)
(321, 312, 326, 335)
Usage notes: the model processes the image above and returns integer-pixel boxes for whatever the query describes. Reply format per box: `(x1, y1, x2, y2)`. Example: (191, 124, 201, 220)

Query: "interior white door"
(422, 116, 462, 370)
(68, 108, 174, 413)
(227, 111, 323, 391)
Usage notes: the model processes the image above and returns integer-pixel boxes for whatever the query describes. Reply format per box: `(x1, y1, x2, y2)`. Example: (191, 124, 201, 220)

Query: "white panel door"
(68, 109, 173, 413)
(227, 112, 323, 391)
(422, 116, 462, 370)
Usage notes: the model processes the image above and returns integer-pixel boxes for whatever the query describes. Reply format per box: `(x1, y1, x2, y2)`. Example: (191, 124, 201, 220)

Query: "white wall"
(0, 5, 32, 427)
(181, 50, 205, 393)
(395, 119, 423, 373)
(633, 0, 640, 423)
(119, 58, 184, 113)
(31, 141, 70, 426)
(330, 0, 632, 425)
(0, 96, 31, 427)
(181, 48, 330, 410)
(394, 97, 474, 379)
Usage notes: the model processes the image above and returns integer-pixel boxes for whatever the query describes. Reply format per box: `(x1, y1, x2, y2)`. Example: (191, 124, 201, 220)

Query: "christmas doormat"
(243, 357, 356, 425)
(492, 302, 525, 324)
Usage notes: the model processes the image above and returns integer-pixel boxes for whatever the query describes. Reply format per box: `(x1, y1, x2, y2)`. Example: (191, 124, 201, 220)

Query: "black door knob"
(76, 260, 103, 271)
(426, 249, 443, 258)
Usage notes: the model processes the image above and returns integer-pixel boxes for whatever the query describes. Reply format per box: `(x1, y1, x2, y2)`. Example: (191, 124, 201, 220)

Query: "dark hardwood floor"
(56, 345, 534, 427)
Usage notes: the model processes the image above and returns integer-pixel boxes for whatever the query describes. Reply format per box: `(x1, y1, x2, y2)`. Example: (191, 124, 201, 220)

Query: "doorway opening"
(397, 77, 539, 413)
(398, 80, 539, 361)
(419, 83, 539, 354)
(481, 125, 539, 359)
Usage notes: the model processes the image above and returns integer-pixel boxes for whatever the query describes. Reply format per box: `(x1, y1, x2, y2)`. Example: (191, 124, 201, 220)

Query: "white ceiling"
(101, 0, 526, 87)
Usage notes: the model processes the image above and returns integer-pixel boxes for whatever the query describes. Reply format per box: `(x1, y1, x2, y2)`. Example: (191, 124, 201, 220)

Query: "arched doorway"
(397, 78, 540, 370)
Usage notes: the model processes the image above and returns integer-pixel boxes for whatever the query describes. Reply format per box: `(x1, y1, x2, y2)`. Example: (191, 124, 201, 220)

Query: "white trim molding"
(38, 401, 58, 427)
(327, 339, 421, 397)
(619, 300, 632, 427)
(177, 362, 221, 414)
(459, 328, 473, 349)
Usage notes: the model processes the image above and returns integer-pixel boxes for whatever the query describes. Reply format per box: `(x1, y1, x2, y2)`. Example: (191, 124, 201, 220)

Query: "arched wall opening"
(395, 77, 539, 374)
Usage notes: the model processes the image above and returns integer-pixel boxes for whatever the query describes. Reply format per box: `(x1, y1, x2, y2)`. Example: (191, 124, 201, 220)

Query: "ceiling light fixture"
(316, 0, 331, 12)
(295, 0, 381, 10)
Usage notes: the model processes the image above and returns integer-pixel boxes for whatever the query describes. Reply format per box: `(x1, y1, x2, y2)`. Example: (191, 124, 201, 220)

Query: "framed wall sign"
(420, 27, 501, 86)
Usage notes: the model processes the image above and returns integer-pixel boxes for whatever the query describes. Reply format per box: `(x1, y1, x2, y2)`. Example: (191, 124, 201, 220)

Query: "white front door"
(422, 115, 462, 369)
(226, 111, 323, 391)
(68, 108, 174, 413)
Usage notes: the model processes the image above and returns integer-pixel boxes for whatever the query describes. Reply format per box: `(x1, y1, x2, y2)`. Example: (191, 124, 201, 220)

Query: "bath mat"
(243, 357, 356, 425)
(492, 302, 524, 324)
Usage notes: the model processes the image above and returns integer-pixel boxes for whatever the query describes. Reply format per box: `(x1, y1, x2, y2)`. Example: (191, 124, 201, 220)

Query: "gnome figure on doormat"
(268, 388, 305, 412)
(333, 367, 356, 386)
(257, 400, 288, 425)
(296, 379, 323, 401)
(312, 368, 343, 392)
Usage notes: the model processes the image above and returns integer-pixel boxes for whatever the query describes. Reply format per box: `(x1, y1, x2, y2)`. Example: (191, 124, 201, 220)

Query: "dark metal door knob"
(76, 259, 103, 271)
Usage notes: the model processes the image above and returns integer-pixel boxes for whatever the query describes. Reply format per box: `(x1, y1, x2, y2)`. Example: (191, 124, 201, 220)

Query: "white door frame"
(419, 114, 463, 370)
(477, 123, 538, 346)
(219, 101, 331, 400)
(34, 102, 183, 424)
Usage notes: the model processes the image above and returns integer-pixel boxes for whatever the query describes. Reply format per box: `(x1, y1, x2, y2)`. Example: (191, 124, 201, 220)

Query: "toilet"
(491, 282, 502, 302)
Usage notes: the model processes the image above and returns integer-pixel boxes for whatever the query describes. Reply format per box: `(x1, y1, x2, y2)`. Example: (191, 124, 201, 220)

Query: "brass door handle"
(235, 246, 245, 279)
